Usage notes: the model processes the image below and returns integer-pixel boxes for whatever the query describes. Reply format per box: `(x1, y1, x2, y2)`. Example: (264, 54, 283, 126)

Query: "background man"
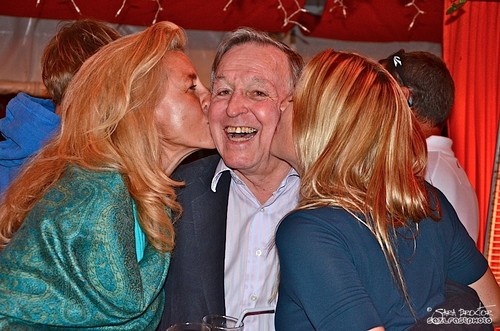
(380, 50, 480, 242)
(0, 19, 120, 194)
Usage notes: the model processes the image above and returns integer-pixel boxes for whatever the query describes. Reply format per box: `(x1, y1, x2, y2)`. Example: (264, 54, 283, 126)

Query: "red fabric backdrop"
(443, 1, 500, 253)
(0, 0, 305, 32)
(302, 0, 442, 42)
(0, 0, 442, 42)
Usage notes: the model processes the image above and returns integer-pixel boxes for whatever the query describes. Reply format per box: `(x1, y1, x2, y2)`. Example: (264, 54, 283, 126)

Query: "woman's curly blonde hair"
(1, 21, 187, 252)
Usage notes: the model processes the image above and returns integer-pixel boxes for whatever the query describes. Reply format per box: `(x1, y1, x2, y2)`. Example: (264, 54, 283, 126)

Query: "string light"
(35, 0, 81, 14)
(329, 0, 347, 18)
(33, 0, 435, 30)
(223, 0, 233, 11)
(277, 0, 309, 32)
(223, 0, 309, 31)
(115, 0, 163, 24)
(115, 0, 127, 17)
(405, 0, 425, 30)
(69, 0, 82, 15)
(152, 0, 164, 24)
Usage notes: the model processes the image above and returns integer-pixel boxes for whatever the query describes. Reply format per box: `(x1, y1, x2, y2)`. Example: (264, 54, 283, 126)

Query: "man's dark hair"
(41, 19, 121, 105)
(380, 50, 455, 129)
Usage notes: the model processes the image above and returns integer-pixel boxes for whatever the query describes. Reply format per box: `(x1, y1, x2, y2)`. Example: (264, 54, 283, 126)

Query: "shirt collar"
(210, 159, 299, 193)
(211, 159, 231, 192)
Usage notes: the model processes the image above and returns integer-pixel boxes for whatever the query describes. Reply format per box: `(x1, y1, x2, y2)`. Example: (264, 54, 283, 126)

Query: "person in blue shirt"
(271, 49, 500, 330)
(0, 19, 120, 194)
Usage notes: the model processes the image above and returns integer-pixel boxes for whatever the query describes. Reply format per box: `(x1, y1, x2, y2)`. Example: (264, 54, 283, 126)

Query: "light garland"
(33, 0, 434, 31)
(152, 0, 164, 24)
(223, 0, 233, 11)
(327, 0, 424, 30)
(36, 0, 81, 14)
(329, 0, 347, 18)
(223, 0, 309, 32)
(277, 0, 309, 32)
(115, 0, 127, 17)
(70, 0, 82, 14)
(114, 0, 163, 24)
(405, 0, 425, 30)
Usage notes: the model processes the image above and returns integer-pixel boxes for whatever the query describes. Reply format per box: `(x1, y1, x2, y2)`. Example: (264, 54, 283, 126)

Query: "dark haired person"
(0, 19, 120, 194)
(380, 50, 479, 242)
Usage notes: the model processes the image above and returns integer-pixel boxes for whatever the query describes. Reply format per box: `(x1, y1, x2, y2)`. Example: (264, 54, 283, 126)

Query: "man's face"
(209, 43, 292, 176)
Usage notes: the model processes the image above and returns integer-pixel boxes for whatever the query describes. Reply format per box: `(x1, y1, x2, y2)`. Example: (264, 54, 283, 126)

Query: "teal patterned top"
(0, 166, 170, 330)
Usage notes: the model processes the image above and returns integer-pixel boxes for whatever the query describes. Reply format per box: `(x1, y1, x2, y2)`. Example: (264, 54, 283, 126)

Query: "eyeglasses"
(386, 49, 407, 86)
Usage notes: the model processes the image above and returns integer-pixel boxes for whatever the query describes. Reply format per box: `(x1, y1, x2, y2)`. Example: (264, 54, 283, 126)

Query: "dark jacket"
(158, 154, 230, 329)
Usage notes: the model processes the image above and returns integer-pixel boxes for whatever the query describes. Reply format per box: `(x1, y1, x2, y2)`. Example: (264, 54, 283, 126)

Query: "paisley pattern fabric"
(0, 166, 170, 330)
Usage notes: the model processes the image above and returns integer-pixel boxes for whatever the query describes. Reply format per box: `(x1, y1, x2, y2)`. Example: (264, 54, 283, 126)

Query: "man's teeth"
(226, 127, 257, 134)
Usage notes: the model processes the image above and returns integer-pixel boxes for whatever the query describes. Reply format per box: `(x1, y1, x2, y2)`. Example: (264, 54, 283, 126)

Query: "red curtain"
(443, 1, 500, 253)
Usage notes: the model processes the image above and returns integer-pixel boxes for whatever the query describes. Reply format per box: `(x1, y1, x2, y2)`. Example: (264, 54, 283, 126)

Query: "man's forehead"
(220, 44, 288, 69)
(213, 73, 273, 86)
(216, 51, 290, 86)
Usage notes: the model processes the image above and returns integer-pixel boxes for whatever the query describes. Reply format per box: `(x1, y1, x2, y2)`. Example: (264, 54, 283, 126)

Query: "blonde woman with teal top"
(0, 21, 214, 329)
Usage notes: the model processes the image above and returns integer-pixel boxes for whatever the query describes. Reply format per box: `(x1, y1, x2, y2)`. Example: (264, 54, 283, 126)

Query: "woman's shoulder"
(277, 207, 361, 243)
(58, 165, 127, 195)
(423, 182, 463, 228)
(282, 207, 355, 226)
(63, 164, 122, 180)
(41, 165, 132, 221)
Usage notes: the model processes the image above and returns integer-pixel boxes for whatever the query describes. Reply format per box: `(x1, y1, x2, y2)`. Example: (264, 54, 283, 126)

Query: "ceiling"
(0, 0, 444, 42)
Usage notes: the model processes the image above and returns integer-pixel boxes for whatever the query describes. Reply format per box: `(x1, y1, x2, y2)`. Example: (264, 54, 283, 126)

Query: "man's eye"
(214, 89, 231, 97)
(189, 84, 197, 91)
(251, 90, 268, 98)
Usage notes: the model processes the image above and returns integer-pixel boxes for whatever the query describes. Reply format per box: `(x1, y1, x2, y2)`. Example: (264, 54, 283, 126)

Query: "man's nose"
(225, 92, 249, 117)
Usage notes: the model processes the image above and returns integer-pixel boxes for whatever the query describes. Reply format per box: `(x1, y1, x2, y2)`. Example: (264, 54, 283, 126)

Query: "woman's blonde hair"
(293, 49, 440, 312)
(0, 21, 187, 252)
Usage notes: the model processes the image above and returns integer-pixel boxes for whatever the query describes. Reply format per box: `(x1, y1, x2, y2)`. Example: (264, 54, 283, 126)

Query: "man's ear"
(279, 97, 293, 113)
(401, 86, 410, 99)
(401, 86, 413, 107)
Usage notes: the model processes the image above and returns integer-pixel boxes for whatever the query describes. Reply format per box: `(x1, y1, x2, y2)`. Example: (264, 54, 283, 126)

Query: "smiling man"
(159, 28, 304, 331)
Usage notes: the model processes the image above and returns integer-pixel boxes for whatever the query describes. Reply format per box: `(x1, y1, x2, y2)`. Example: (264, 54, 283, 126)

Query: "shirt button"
(260, 208, 264, 212)
(256, 249, 262, 256)
(250, 295, 257, 301)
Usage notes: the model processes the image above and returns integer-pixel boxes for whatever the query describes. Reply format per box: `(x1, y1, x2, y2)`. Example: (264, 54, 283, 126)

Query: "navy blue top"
(275, 188, 488, 331)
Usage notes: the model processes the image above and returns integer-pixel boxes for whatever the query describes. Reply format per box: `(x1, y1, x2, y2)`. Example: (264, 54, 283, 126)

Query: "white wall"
(0, 15, 441, 96)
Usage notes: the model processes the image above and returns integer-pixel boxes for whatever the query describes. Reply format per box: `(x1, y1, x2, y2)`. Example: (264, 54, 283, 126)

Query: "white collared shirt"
(426, 135, 479, 242)
(211, 160, 300, 331)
